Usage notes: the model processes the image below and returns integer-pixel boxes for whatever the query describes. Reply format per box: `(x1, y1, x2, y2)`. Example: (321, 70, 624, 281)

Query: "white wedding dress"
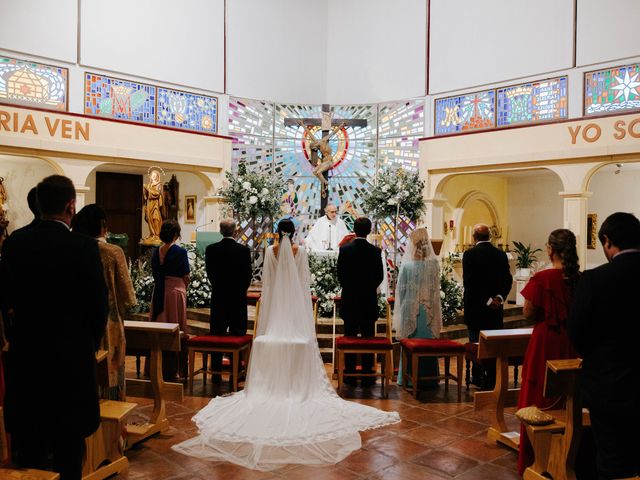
(172, 237, 399, 471)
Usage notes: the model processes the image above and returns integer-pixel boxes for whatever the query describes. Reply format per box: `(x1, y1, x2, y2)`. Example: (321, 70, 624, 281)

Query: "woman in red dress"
(517, 229, 580, 475)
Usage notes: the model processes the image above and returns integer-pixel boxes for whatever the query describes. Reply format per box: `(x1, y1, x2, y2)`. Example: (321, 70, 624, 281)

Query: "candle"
(463, 226, 468, 245)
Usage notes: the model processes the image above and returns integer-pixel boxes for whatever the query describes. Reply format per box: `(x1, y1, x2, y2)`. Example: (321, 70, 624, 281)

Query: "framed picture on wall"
(185, 195, 196, 224)
(587, 213, 597, 250)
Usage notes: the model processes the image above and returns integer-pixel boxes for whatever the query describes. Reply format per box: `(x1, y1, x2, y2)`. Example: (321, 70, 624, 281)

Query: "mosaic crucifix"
(284, 104, 367, 211)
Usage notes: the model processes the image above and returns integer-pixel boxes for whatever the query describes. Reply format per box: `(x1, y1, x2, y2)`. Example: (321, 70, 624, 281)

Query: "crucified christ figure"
(299, 120, 346, 188)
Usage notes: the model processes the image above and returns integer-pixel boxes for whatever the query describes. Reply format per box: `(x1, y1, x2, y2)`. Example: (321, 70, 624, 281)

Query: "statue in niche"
(0, 177, 8, 223)
(162, 174, 179, 221)
(142, 167, 165, 244)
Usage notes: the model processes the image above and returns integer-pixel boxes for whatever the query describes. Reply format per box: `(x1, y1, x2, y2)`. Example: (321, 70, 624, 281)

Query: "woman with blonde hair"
(394, 227, 442, 387)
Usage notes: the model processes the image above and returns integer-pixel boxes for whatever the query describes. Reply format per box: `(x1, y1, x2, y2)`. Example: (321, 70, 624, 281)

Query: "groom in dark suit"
(337, 217, 383, 386)
(205, 219, 252, 380)
(0, 175, 108, 479)
(569, 212, 640, 479)
(463, 223, 512, 388)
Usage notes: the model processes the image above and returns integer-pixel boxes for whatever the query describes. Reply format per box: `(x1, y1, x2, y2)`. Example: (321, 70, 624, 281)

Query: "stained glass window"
(434, 90, 495, 135)
(85, 73, 155, 124)
(585, 63, 640, 116)
(157, 88, 217, 133)
(0, 56, 67, 110)
(497, 76, 568, 126)
(378, 99, 424, 172)
(228, 98, 424, 280)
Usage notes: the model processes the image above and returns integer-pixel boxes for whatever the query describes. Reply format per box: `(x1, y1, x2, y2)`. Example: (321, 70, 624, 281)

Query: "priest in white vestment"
(305, 204, 350, 251)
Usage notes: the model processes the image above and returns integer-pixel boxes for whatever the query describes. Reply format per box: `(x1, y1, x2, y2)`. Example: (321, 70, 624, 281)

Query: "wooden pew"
(123, 321, 182, 446)
(81, 351, 137, 480)
(476, 328, 532, 450)
(523, 358, 587, 480)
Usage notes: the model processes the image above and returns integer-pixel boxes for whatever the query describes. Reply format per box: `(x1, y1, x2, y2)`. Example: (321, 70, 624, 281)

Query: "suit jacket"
(205, 237, 252, 333)
(0, 220, 108, 438)
(337, 238, 383, 324)
(568, 251, 640, 410)
(462, 242, 512, 331)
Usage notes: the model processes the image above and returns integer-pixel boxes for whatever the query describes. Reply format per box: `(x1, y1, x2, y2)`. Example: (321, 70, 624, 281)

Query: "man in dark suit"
(0, 175, 108, 479)
(205, 219, 252, 381)
(337, 217, 384, 386)
(568, 212, 640, 479)
(11, 186, 41, 235)
(463, 224, 512, 388)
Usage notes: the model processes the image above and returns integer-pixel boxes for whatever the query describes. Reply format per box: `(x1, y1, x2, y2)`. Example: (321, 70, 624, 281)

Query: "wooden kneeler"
(82, 400, 137, 480)
(522, 359, 588, 480)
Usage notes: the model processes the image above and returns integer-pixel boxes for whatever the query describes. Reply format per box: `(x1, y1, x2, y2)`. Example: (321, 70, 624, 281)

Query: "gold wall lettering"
(0, 110, 90, 141)
(569, 116, 640, 144)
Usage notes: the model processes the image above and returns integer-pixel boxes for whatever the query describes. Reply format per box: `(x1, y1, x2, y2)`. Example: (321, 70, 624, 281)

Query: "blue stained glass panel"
(84, 73, 155, 124)
(435, 90, 495, 135)
(585, 63, 640, 115)
(157, 88, 217, 133)
(0, 56, 67, 110)
(497, 77, 568, 126)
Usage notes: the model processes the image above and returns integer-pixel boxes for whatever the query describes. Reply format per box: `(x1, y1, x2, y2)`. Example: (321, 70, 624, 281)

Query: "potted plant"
(511, 241, 542, 278)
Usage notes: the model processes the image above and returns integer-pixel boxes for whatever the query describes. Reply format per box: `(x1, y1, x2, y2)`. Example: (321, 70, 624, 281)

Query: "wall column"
(75, 185, 91, 210)
(202, 195, 229, 231)
(424, 195, 446, 239)
(559, 191, 592, 267)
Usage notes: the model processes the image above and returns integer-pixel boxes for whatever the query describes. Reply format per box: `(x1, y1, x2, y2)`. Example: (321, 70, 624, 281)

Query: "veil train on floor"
(172, 236, 399, 471)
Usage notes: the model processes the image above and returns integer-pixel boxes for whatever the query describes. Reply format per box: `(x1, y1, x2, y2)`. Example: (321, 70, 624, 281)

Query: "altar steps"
(129, 305, 528, 363)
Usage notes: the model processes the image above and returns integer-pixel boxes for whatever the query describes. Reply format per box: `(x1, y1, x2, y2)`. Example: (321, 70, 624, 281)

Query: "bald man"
(462, 224, 512, 388)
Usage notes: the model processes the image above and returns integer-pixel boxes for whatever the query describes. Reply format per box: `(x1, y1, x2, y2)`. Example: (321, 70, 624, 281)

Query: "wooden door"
(96, 172, 143, 260)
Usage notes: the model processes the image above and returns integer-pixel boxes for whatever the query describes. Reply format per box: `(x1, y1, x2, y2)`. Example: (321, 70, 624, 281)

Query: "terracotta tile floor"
(114, 357, 521, 479)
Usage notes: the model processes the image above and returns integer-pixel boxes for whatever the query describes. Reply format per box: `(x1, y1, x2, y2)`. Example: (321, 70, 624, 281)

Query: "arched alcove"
(0, 154, 59, 231)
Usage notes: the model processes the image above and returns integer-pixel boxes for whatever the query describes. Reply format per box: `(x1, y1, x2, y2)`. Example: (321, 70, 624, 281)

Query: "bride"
(173, 219, 399, 471)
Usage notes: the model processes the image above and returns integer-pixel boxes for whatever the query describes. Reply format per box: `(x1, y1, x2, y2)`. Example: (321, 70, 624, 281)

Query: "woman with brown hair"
(72, 204, 137, 400)
(517, 228, 580, 475)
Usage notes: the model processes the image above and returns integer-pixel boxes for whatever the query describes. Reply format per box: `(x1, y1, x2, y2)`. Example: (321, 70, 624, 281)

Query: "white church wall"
(172, 171, 209, 242)
(0, 155, 56, 232)
(325, 0, 426, 105)
(428, 0, 574, 94)
(506, 172, 564, 270)
(80, 0, 225, 93)
(576, 0, 640, 67)
(0, 0, 77, 63)
(586, 163, 640, 269)
(226, 0, 327, 105)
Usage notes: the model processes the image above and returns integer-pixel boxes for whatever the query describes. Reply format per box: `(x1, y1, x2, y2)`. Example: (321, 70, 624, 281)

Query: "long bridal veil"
(172, 236, 399, 471)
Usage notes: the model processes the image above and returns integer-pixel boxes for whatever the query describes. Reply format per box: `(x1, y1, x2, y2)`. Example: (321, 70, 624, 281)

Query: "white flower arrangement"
(362, 167, 426, 222)
(218, 162, 285, 221)
(440, 253, 464, 325)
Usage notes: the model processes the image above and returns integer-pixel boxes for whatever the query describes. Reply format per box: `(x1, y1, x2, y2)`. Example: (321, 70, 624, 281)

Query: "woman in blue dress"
(394, 227, 442, 387)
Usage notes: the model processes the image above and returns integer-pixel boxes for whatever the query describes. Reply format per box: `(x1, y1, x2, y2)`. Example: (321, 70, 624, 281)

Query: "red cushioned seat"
(187, 334, 253, 348)
(400, 338, 465, 353)
(336, 336, 392, 350)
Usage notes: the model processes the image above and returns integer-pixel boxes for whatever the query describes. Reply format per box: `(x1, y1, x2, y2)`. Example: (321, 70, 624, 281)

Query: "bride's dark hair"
(277, 218, 295, 241)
